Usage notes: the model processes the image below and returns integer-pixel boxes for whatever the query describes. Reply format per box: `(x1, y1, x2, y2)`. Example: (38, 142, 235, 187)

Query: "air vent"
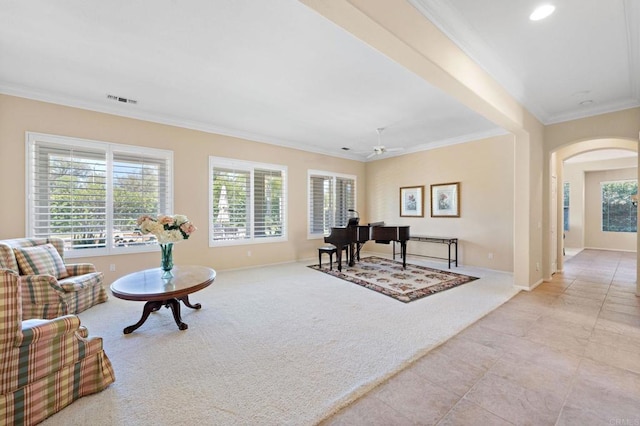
(106, 94, 138, 105)
(341, 147, 350, 151)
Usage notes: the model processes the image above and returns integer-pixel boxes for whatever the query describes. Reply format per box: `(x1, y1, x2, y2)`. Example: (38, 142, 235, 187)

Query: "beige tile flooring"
(321, 249, 640, 425)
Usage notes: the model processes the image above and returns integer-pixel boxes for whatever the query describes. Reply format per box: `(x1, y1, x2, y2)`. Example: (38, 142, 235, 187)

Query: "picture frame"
(399, 186, 424, 217)
(431, 182, 460, 217)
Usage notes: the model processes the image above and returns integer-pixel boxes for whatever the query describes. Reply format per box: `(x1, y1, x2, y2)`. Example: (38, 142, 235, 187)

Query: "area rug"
(309, 256, 479, 303)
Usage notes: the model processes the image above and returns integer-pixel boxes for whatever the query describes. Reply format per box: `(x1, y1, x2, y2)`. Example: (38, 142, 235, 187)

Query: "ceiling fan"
(365, 128, 404, 159)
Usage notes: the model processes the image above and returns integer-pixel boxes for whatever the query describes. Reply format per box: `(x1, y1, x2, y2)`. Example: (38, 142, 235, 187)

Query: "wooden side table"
(110, 265, 216, 333)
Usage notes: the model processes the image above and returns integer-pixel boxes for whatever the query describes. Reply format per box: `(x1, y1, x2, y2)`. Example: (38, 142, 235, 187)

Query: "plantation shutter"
(27, 133, 174, 255)
(212, 167, 250, 241)
(210, 158, 287, 245)
(309, 175, 334, 235)
(30, 142, 108, 249)
(112, 151, 172, 245)
(335, 177, 355, 227)
(254, 168, 285, 238)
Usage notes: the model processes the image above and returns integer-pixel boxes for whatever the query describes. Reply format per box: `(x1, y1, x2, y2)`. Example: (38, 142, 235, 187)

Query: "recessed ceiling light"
(529, 4, 555, 21)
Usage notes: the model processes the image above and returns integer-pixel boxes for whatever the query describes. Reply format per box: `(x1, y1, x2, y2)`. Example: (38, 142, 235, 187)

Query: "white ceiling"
(1, 0, 638, 161)
(412, 0, 640, 124)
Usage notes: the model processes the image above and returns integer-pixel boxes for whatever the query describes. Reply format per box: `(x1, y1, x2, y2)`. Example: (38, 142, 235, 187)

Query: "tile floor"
(321, 249, 640, 425)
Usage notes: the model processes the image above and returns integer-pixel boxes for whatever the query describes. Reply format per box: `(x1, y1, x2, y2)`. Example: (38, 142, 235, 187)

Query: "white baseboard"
(583, 246, 637, 253)
(514, 278, 543, 292)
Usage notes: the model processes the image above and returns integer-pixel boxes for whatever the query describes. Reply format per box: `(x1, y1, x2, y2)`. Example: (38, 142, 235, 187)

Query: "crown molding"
(408, 127, 510, 153)
(544, 98, 640, 125)
(0, 83, 362, 161)
(1, 83, 511, 163)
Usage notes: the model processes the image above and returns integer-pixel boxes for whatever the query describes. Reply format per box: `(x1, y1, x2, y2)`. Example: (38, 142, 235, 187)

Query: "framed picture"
(431, 182, 460, 217)
(399, 186, 424, 217)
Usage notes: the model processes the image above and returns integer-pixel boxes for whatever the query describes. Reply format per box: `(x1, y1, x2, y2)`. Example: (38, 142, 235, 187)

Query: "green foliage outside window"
(47, 158, 163, 248)
(602, 180, 637, 233)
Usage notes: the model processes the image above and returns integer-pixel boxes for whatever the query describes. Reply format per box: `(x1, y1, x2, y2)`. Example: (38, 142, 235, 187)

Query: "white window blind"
(211, 167, 251, 241)
(26, 132, 173, 256)
(254, 168, 285, 239)
(309, 175, 334, 235)
(210, 157, 287, 245)
(336, 176, 356, 228)
(31, 142, 108, 250)
(112, 151, 171, 243)
(308, 171, 356, 237)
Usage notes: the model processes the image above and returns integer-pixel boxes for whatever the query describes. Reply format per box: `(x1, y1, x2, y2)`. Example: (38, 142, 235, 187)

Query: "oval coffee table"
(110, 265, 216, 334)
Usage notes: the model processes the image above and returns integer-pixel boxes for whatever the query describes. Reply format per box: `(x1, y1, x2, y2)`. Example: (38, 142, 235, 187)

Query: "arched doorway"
(549, 138, 637, 282)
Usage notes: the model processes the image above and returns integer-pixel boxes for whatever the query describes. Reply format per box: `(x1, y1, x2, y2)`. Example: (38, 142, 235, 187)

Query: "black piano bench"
(318, 245, 349, 270)
(318, 244, 350, 270)
(318, 245, 337, 270)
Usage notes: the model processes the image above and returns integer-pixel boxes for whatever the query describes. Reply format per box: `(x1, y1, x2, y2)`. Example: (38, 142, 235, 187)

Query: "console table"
(393, 236, 458, 268)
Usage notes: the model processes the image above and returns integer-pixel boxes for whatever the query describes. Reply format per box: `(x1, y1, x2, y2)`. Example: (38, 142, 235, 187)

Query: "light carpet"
(41, 255, 519, 426)
(308, 256, 479, 302)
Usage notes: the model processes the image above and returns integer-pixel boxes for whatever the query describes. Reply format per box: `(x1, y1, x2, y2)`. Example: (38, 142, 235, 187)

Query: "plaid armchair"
(0, 269, 115, 425)
(0, 238, 108, 320)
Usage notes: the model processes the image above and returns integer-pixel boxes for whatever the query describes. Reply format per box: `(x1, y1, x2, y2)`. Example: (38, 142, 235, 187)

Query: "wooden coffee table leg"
(166, 298, 188, 330)
(178, 294, 202, 310)
(124, 300, 163, 334)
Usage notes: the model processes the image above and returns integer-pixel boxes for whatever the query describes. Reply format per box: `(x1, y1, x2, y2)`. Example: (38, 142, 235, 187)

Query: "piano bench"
(318, 245, 349, 270)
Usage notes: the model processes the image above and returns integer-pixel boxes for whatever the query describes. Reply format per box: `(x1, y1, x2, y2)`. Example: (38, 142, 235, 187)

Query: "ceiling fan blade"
(386, 147, 404, 152)
(366, 152, 377, 159)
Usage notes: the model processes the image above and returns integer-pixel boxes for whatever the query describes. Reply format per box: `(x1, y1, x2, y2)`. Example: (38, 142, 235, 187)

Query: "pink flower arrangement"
(136, 214, 196, 244)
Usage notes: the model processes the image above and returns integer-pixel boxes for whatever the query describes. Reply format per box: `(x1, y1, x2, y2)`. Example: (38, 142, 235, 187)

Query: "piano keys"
(324, 222, 409, 271)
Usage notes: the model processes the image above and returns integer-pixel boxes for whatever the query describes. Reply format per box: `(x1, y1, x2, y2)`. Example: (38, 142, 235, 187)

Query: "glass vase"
(160, 243, 174, 278)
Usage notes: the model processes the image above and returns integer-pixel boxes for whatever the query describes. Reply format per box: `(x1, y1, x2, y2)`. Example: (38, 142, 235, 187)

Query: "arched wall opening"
(548, 138, 638, 289)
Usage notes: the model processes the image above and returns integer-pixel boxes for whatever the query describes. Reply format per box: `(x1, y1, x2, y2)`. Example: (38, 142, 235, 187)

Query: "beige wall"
(563, 162, 585, 249)
(545, 108, 640, 151)
(365, 135, 514, 271)
(302, 0, 543, 288)
(0, 93, 515, 284)
(583, 167, 638, 251)
(545, 109, 639, 292)
(2, 93, 635, 287)
(0, 94, 366, 283)
(564, 157, 638, 250)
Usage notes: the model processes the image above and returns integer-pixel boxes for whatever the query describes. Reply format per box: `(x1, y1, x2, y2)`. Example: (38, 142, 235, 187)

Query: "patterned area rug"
(309, 256, 479, 303)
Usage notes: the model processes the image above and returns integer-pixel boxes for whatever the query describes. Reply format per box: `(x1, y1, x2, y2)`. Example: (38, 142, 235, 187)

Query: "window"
(26, 132, 173, 256)
(601, 180, 637, 232)
(209, 157, 287, 245)
(563, 182, 570, 231)
(308, 170, 356, 237)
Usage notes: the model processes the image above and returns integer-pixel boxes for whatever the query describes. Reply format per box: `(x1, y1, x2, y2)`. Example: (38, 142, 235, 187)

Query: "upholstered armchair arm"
(19, 315, 81, 346)
(65, 263, 97, 276)
(18, 274, 65, 305)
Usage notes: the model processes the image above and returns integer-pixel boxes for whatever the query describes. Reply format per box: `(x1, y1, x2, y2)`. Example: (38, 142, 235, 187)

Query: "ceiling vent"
(106, 94, 138, 105)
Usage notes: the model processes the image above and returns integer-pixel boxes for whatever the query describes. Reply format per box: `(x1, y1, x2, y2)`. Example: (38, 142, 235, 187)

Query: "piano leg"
(401, 241, 407, 269)
(335, 248, 343, 272)
(348, 243, 356, 267)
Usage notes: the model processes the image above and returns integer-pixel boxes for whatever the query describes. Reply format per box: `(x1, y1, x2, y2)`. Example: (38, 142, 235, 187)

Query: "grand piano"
(324, 221, 409, 271)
